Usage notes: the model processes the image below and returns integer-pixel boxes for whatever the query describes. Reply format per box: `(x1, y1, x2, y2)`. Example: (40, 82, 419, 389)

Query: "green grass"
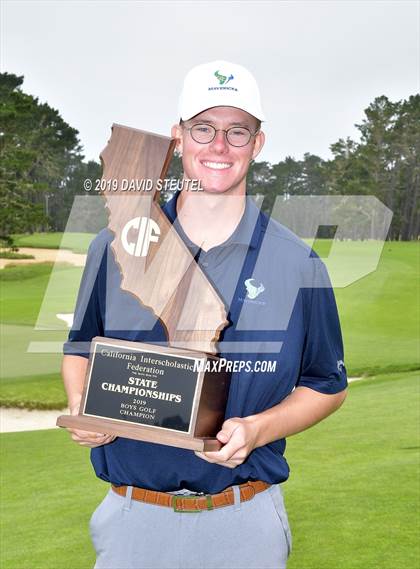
(0, 324, 66, 379)
(0, 428, 100, 569)
(334, 242, 419, 375)
(0, 263, 80, 392)
(0, 263, 57, 326)
(310, 237, 334, 258)
(0, 372, 66, 409)
(286, 370, 420, 569)
(11, 232, 95, 253)
(0, 262, 83, 326)
(0, 262, 55, 282)
(0, 241, 419, 406)
(0, 251, 35, 259)
(0, 371, 418, 569)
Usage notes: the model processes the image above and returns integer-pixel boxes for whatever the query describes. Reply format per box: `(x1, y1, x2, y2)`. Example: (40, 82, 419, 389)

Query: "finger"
(216, 420, 241, 445)
(194, 451, 217, 464)
(202, 438, 243, 463)
(73, 435, 116, 447)
(220, 461, 237, 469)
(95, 435, 116, 446)
(103, 435, 117, 444)
(68, 428, 108, 439)
(217, 431, 230, 444)
(77, 430, 107, 438)
(70, 432, 112, 443)
(194, 451, 240, 469)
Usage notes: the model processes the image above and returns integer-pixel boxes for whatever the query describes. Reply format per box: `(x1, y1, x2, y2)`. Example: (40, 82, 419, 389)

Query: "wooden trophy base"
(57, 337, 230, 452)
(57, 414, 222, 451)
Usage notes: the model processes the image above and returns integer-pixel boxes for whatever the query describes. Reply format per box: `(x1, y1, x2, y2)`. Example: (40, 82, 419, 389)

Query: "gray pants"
(90, 484, 292, 569)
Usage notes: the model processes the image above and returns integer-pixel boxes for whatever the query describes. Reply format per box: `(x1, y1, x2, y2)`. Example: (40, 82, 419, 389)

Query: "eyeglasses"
(184, 123, 259, 147)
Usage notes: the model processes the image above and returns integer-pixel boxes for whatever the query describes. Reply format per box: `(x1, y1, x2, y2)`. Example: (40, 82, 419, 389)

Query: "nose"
(209, 129, 229, 153)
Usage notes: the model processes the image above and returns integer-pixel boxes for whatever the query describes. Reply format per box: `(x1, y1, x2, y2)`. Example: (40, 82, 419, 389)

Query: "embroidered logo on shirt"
(337, 359, 345, 372)
(244, 278, 265, 300)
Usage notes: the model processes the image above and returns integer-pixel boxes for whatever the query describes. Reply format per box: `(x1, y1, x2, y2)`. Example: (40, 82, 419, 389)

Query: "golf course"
(3, 1, 419, 565)
(0, 235, 419, 568)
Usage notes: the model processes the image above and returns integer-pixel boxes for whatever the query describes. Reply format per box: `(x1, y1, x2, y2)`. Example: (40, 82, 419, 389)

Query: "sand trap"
(0, 248, 86, 269)
(0, 407, 68, 433)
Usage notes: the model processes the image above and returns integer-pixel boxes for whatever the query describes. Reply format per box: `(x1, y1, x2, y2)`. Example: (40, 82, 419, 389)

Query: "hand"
(194, 416, 259, 469)
(66, 403, 117, 448)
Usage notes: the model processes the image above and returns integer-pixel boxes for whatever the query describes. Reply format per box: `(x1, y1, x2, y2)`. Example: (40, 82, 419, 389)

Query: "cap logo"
(214, 70, 234, 85)
(209, 70, 238, 92)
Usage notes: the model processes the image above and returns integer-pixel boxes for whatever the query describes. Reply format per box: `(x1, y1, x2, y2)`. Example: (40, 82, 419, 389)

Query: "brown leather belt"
(112, 480, 271, 512)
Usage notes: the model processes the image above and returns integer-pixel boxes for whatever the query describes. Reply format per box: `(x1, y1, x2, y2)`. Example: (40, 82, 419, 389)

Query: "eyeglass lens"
(190, 124, 252, 147)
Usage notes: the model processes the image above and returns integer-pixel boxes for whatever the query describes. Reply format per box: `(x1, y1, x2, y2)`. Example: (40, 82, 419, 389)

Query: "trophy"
(57, 125, 231, 451)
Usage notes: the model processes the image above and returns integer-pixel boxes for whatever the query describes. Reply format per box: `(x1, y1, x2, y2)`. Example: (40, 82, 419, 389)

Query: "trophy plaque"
(57, 125, 231, 451)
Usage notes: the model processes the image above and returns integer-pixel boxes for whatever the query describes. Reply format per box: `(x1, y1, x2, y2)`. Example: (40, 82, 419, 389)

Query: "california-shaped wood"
(57, 125, 231, 450)
(101, 124, 229, 354)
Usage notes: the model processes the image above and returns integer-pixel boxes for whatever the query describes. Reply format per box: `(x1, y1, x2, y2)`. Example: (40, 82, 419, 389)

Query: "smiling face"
(171, 106, 265, 196)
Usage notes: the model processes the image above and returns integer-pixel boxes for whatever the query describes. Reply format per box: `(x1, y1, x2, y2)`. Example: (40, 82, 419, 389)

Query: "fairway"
(1, 239, 419, 567)
(286, 370, 420, 569)
(0, 324, 64, 379)
(1, 371, 418, 569)
(0, 263, 80, 404)
(0, 262, 83, 328)
(334, 241, 420, 375)
(11, 232, 95, 253)
(1, 241, 419, 409)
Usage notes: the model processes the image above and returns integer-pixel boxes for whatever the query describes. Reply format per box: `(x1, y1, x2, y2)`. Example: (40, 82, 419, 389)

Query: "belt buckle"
(172, 495, 202, 513)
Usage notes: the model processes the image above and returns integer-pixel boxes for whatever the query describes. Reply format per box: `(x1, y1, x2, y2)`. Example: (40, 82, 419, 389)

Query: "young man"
(62, 60, 347, 569)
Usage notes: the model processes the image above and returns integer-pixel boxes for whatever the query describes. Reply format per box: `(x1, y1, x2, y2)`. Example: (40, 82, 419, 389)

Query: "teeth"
(202, 161, 232, 170)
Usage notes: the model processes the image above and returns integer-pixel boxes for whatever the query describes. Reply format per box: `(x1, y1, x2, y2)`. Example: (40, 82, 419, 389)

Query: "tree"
(4, 75, 415, 242)
(326, 95, 420, 239)
(390, 95, 420, 240)
(0, 72, 83, 241)
(50, 159, 103, 231)
(326, 137, 371, 196)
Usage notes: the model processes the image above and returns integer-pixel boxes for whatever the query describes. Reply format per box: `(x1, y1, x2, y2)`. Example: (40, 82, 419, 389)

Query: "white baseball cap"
(178, 60, 265, 122)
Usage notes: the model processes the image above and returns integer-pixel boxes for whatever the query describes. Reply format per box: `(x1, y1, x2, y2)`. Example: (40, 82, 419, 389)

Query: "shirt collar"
(162, 191, 262, 251)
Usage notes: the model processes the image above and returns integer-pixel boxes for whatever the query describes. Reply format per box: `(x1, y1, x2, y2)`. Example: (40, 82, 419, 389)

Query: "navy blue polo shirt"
(64, 192, 347, 493)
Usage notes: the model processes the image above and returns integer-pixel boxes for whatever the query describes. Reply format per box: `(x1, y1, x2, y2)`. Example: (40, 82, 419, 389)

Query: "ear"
(171, 124, 183, 154)
(251, 130, 265, 160)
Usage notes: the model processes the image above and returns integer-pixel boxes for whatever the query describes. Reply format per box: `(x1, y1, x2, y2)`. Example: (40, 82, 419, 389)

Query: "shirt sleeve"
(63, 231, 108, 358)
(297, 259, 348, 394)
